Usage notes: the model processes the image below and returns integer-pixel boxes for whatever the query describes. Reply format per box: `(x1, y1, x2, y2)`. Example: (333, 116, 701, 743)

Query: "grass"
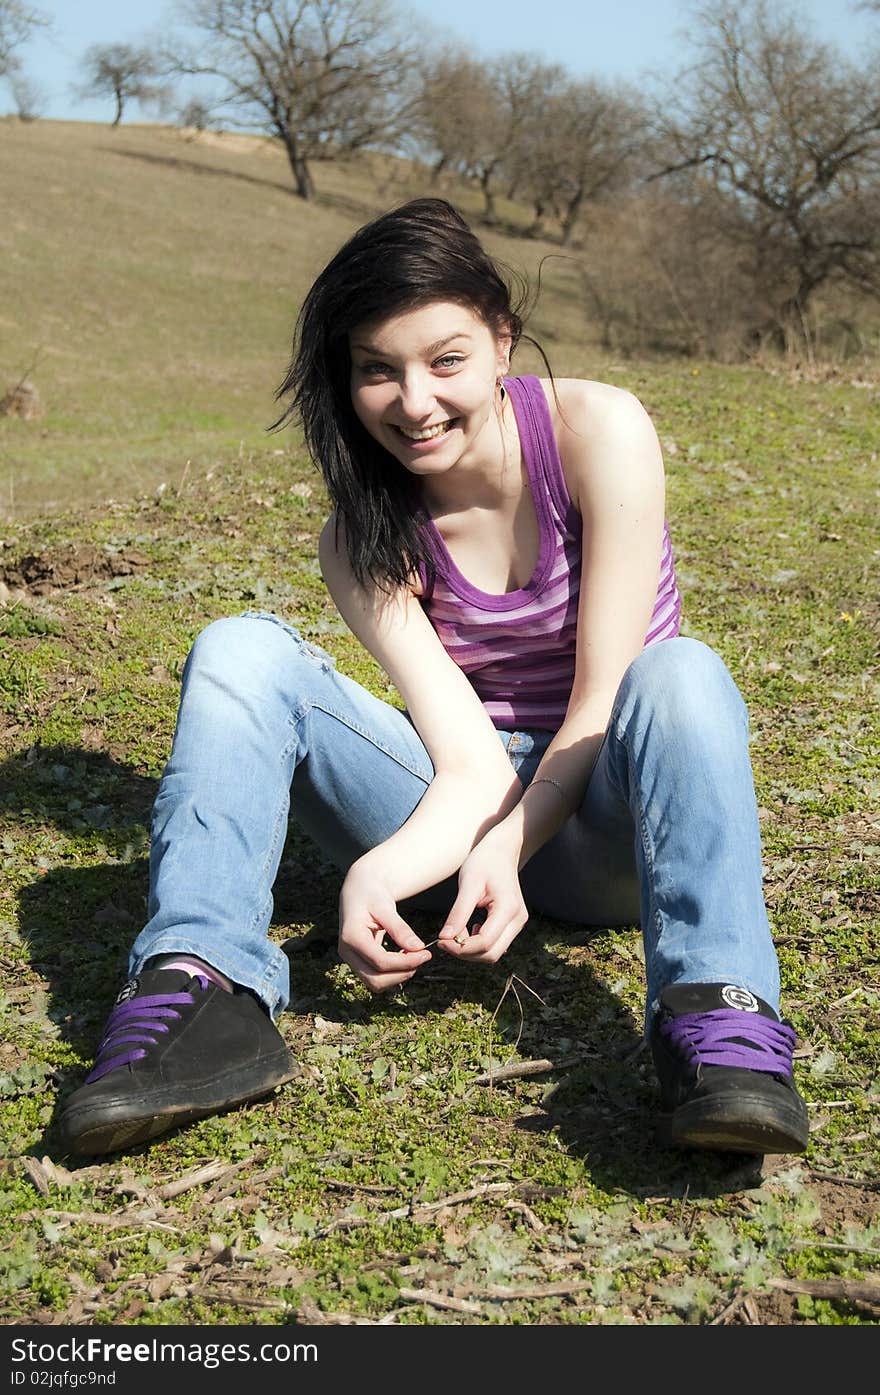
(0, 120, 878, 1330)
(0, 119, 581, 518)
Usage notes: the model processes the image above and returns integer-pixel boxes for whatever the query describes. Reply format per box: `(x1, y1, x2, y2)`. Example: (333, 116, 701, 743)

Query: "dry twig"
(480, 1280, 593, 1300)
(709, 1287, 747, 1325)
(503, 1199, 547, 1232)
(415, 1181, 515, 1212)
(155, 1160, 239, 1200)
(473, 1058, 558, 1085)
(398, 1287, 483, 1315)
(808, 1170, 880, 1190)
(768, 1276, 880, 1308)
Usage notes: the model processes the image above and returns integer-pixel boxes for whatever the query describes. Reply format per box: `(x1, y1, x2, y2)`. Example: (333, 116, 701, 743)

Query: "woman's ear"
(495, 330, 512, 378)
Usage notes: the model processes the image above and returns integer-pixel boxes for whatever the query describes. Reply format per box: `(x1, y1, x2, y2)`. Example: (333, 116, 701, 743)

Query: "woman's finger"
(341, 929, 432, 974)
(341, 903, 429, 966)
(338, 941, 423, 994)
(438, 901, 526, 959)
(380, 906, 428, 954)
(437, 878, 485, 943)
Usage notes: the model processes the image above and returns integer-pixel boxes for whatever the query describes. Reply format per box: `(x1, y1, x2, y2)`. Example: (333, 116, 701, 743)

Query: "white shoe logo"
(115, 977, 140, 1004)
(721, 984, 760, 1012)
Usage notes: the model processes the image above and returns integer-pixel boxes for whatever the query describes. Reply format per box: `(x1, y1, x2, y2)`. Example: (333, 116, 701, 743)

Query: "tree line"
(4, 0, 880, 358)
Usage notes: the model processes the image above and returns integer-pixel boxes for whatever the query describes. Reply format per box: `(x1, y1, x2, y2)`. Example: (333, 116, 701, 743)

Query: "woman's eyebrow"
(351, 332, 473, 356)
(424, 332, 472, 355)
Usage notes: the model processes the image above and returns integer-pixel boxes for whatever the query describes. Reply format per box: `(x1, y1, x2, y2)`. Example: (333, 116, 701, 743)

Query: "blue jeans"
(131, 612, 781, 1028)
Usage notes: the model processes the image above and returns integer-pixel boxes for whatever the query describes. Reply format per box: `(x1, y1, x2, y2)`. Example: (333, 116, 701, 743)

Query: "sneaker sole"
(658, 1091, 809, 1155)
(59, 1051, 298, 1157)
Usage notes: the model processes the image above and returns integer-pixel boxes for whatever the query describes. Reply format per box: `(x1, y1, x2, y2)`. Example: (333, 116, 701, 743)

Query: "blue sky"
(4, 0, 877, 123)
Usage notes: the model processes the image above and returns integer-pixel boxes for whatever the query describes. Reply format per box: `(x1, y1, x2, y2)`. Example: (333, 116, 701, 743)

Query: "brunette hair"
(273, 197, 545, 592)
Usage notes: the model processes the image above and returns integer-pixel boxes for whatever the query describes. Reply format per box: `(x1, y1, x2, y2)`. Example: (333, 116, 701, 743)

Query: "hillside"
(0, 119, 584, 518)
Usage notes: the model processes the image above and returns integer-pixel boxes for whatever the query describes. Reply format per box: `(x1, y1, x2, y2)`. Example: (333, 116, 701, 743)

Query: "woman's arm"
(318, 516, 524, 988)
(439, 380, 667, 959)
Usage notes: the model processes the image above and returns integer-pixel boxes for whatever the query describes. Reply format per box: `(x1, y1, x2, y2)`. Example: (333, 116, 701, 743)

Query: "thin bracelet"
(527, 777, 567, 800)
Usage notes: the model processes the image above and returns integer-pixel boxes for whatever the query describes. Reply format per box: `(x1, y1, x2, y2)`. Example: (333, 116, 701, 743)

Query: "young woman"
(58, 198, 808, 1160)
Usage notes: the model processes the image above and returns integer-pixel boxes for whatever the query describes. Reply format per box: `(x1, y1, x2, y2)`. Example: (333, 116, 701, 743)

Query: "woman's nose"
(397, 369, 435, 420)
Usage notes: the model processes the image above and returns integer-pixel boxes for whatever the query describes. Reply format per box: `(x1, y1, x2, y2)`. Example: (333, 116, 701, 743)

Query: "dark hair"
(273, 197, 546, 593)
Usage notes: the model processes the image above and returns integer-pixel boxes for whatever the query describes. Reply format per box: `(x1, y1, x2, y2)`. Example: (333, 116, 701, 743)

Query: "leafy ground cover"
(0, 360, 877, 1327)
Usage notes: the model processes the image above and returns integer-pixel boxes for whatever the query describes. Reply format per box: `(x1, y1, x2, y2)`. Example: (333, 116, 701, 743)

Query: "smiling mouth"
(393, 418, 459, 442)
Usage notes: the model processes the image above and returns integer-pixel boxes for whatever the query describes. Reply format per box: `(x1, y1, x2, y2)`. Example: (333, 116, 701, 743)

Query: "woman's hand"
(338, 858, 432, 994)
(434, 825, 529, 964)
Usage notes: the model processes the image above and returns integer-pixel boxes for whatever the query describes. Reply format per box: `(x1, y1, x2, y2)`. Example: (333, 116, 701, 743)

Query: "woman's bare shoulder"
(538, 376, 649, 435)
(533, 378, 658, 511)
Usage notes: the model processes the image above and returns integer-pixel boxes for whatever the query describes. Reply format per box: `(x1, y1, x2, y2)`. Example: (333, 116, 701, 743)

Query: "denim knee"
(613, 636, 748, 740)
(183, 612, 335, 695)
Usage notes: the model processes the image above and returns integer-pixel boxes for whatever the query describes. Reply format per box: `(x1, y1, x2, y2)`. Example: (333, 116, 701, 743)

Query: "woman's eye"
(434, 354, 463, 370)
(359, 362, 391, 377)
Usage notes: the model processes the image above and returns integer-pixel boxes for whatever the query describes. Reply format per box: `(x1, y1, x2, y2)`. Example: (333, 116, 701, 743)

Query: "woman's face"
(348, 300, 511, 480)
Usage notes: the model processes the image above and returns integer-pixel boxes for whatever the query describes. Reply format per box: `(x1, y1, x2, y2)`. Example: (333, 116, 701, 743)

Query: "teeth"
(397, 420, 454, 441)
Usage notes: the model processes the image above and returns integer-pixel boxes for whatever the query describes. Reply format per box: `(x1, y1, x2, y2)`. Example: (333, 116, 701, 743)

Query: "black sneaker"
(58, 969, 297, 1157)
(650, 983, 809, 1155)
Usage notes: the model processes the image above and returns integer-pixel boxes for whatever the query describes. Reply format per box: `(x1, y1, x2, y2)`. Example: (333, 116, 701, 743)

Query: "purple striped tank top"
(419, 374, 681, 731)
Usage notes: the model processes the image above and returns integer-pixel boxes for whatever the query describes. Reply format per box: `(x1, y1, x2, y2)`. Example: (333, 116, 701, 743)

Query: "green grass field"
(0, 120, 878, 1328)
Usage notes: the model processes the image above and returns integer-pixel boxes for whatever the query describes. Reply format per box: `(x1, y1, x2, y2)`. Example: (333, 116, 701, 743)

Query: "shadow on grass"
(276, 897, 765, 1200)
(102, 146, 294, 197)
(4, 743, 760, 1197)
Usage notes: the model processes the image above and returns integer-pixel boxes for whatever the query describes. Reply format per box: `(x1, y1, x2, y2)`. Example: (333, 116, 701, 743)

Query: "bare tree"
(77, 42, 166, 126)
(8, 66, 43, 118)
(556, 82, 647, 245)
(513, 77, 647, 243)
(0, 0, 42, 76)
(411, 51, 497, 186)
(498, 62, 567, 230)
(649, 0, 880, 346)
(177, 96, 218, 133)
(171, 0, 417, 200)
(0, 0, 47, 79)
(492, 54, 568, 229)
(413, 53, 515, 223)
(414, 51, 568, 227)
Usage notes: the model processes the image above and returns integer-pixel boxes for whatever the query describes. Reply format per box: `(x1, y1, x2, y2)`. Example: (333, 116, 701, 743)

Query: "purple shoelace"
(85, 976, 209, 1084)
(659, 1009, 797, 1075)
